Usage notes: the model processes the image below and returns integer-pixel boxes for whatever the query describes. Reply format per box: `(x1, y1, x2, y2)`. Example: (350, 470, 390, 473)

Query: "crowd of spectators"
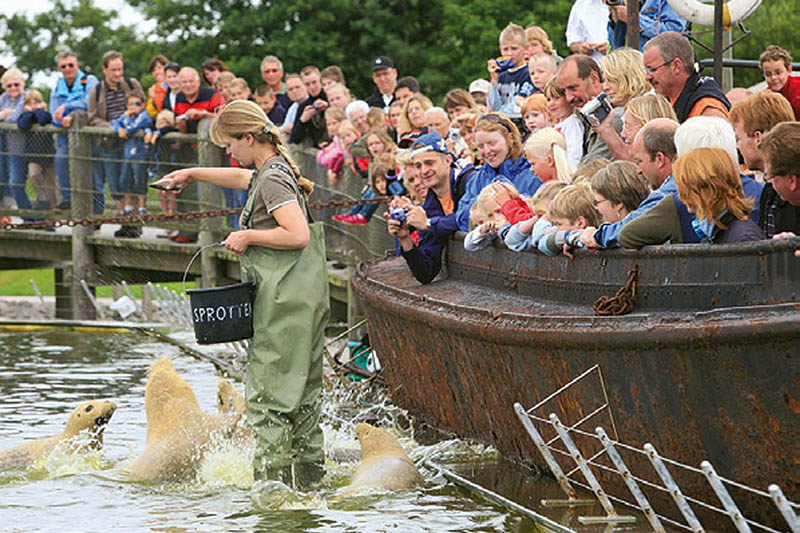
(0, 1, 798, 274)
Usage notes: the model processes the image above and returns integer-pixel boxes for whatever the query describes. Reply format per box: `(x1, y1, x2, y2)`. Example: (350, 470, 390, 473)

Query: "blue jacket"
(639, 0, 689, 47)
(17, 109, 54, 164)
(49, 70, 99, 127)
(402, 164, 476, 284)
(111, 109, 153, 158)
(456, 156, 541, 232)
(488, 65, 535, 118)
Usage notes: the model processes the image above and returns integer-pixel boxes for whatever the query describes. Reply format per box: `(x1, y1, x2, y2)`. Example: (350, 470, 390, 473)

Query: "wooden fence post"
(67, 111, 97, 320)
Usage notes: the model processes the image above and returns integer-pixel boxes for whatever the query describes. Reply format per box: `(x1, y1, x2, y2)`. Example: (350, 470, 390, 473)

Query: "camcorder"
(389, 207, 409, 224)
(495, 56, 516, 72)
(579, 92, 613, 126)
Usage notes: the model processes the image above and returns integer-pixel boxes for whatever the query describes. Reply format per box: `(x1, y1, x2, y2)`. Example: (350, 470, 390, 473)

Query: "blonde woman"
(397, 94, 432, 136)
(0, 68, 30, 212)
(600, 48, 651, 107)
(454, 112, 543, 231)
(622, 93, 677, 147)
(524, 127, 576, 184)
(163, 100, 329, 488)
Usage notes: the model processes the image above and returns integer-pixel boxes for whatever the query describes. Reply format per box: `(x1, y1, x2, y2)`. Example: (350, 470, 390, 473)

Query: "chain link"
(1, 195, 393, 231)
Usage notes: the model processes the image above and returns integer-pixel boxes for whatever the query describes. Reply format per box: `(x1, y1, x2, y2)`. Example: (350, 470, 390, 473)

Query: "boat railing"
(513, 365, 799, 533)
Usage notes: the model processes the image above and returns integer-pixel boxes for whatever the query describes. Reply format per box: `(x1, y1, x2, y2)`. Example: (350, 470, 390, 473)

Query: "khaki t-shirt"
(245, 156, 306, 230)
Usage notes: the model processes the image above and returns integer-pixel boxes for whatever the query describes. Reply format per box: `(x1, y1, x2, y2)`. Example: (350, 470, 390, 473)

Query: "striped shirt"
(105, 87, 126, 121)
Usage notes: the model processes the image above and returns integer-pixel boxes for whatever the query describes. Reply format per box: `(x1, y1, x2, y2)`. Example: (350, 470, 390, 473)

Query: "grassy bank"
(0, 269, 193, 298)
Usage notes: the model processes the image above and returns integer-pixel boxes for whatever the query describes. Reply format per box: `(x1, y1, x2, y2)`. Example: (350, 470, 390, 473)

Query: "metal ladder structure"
(514, 365, 799, 532)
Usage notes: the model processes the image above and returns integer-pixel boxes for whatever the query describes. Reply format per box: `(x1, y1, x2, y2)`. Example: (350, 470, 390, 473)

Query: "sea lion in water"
(127, 358, 243, 481)
(341, 423, 424, 495)
(217, 377, 252, 442)
(217, 378, 246, 415)
(0, 400, 116, 470)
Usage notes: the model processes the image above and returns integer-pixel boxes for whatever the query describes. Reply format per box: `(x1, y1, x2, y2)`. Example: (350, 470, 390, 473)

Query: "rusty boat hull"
(352, 239, 800, 529)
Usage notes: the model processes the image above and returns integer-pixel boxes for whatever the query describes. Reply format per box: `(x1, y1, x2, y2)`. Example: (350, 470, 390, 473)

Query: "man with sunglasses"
(49, 50, 99, 210)
(643, 31, 729, 123)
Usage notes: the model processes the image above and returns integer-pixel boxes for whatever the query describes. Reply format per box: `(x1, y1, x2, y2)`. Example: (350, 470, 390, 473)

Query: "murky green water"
(0, 328, 571, 533)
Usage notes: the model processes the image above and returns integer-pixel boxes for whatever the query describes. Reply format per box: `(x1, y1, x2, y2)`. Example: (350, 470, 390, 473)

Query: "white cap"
(469, 79, 491, 94)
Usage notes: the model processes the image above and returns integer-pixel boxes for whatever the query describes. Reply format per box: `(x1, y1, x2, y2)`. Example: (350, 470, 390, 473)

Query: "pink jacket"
(316, 137, 344, 173)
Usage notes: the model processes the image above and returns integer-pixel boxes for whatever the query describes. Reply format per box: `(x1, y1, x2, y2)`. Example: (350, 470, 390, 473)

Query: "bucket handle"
(183, 241, 225, 291)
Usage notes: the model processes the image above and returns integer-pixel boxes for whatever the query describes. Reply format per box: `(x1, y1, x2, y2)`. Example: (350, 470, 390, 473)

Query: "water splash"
(196, 429, 255, 489)
(29, 432, 112, 480)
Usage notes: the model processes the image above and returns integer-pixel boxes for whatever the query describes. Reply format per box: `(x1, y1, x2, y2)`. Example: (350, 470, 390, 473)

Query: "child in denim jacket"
(111, 92, 152, 226)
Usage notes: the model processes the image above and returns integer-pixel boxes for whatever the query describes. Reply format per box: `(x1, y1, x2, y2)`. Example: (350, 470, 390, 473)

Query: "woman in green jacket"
(164, 100, 329, 488)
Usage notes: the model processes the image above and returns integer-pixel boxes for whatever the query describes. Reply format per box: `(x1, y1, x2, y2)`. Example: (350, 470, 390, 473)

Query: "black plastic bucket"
(186, 282, 255, 344)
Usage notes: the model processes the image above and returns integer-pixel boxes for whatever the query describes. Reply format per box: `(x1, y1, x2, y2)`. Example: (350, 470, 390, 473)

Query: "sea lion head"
(62, 400, 117, 446)
(355, 423, 410, 461)
(217, 378, 246, 414)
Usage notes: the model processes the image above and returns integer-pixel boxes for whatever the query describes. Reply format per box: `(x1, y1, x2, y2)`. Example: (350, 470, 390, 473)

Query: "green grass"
(0, 269, 194, 298)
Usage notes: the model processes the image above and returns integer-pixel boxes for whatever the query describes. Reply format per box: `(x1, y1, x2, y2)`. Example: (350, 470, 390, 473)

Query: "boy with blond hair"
(17, 89, 59, 209)
(487, 22, 535, 123)
(504, 182, 600, 256)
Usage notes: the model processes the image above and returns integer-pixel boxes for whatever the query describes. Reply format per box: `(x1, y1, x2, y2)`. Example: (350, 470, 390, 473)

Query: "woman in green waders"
(164, 100, 330, 488)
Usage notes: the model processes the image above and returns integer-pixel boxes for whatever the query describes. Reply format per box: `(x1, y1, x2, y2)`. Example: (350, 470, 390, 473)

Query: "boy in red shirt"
(759, 45, 800, 120)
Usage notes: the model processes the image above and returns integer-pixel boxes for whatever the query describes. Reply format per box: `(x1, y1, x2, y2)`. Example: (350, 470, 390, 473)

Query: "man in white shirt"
(566, 0, 610, 63)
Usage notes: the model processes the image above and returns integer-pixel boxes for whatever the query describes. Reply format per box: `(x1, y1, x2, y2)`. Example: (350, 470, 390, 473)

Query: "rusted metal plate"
(352, 240, 799, 530)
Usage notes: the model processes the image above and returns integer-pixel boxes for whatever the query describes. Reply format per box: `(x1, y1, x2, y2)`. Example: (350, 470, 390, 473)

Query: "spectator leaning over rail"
(580, 118, 679, 249)
(556, 54, 624, 165)
(590, 161, 650, 224)
(672, 116, 763, 224)
(387, 132, 476, 284)
(17, 90, 58, 211)
(643, 32, 730, 122)
(619, 147, 764, 248)
(729, 92, 798, 238)
(366, 56, 397, 113)
(759, 45, 800, 121)
(50, 50, 99, 211)
(0, 68, 30, 216)
(758, 122, 800, 252)
(88, 50, 144, 217)
(455, 113, 542, 232)
(173, 67, 223, 134)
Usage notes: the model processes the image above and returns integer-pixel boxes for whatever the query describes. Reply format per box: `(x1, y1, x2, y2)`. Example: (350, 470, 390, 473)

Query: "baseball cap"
(371, 56, 395, 72)
(469, 79, 491, 94)
(410, 132, 453, 159)
(397, 127, 430, 150)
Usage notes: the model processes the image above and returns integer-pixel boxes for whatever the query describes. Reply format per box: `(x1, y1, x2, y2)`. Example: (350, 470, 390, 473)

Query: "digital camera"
(579, 92, 613, 126)
(495, 56, 516, 72)
(389, 207, 409, 224)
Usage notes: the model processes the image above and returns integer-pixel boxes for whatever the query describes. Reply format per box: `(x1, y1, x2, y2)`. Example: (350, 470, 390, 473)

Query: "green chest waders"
(239, 163, 330, 485)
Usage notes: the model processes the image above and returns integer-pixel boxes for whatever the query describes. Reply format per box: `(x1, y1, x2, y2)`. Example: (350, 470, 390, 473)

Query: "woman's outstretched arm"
(161, 167, 253, 190)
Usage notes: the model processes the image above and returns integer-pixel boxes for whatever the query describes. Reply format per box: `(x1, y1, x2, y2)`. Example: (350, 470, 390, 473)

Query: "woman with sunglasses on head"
(161, 99, 329, 489)
(0, 69, 31, 215)
(455, 112, 542, 232)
